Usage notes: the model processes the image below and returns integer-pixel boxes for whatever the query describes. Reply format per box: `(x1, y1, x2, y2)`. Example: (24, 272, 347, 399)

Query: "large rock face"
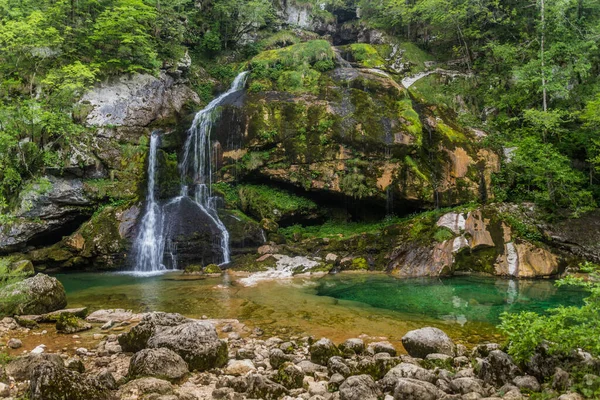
(0, 273, 67, 316)
(80, 72, 199, 128)
(0, 176, 93, 254)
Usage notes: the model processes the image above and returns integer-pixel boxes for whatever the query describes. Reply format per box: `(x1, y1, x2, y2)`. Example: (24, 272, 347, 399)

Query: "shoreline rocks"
(1, 315, 596, 399)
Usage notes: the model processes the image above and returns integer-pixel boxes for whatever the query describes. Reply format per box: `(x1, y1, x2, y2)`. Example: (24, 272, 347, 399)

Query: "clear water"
(55, 272, 586, 348)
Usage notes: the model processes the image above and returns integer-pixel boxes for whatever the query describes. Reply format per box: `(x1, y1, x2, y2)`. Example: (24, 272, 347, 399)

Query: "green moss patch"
(344, 43, 386, 68)
(238, 185, 318, 223)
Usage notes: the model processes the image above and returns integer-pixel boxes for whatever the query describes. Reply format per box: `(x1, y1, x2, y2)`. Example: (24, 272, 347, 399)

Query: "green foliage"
(344, 43, 386, 68)
(433, 227, 454, 242)
(238, 184, 318, 222)
(499, 262, 600, 363)
(0, 257, 27, 315)
(90, 0, 159, 75)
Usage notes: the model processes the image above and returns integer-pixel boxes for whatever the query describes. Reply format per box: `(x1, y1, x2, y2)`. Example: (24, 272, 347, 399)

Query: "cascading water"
(131, 72, 248, 273)
(132, 132, 167, 273)
(178, 71, 249, 265)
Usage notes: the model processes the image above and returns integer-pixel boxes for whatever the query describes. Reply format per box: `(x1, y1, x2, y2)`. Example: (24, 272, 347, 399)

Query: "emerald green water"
(54, 272, 586, 349)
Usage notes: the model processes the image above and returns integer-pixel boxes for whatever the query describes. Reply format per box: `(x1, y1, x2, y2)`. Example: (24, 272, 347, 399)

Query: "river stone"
(116, 377, 174, 399)
(5, 353, 64, 381)
(450, 377, 486, 395)
(56, 314, 92, 334)
(339, 374, 379, 400)
(42, 307, 88, 321)
(513, 375, 541, 392)
(275, 362, 304, 389)
(0, 273, 67, 316)
(29, 360, 112, 400)
(380, 362, 437, 392)
(269, 348, 292, 369)
(477, 350, 521, 386)
(401, 327, 455, 358)
(310, 338, 340, 365)
(245, 373, 288, 400)
(7, 338, 22, 349)
(340, 338, 365, 355)
(328, 356, 351, 377)
(146, 321, 228, 371)
(129, 348, 189, 381)
(87, 309, 143, 323)
(118, 312, 189, 352)
(393, 378, 442, 400)
(225, 359, 256, 376)
(367, 341, 397, 356)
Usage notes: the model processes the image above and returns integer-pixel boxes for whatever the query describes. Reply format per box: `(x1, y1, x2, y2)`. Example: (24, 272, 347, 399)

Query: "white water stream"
(132, 72, 248, 273)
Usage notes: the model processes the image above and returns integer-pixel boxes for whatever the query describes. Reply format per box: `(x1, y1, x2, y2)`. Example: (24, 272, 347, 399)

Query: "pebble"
(7, 338, 22, 349)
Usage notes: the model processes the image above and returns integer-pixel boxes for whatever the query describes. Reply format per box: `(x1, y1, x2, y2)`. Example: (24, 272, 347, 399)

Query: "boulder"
(310, 338, 340, 365)
(328, 356, 351, 378)
(367, 341, 397, 356)
(146, 321, 228, 371)
(340, 338, 365, 355)
(380, 363, 437, 391)
(29, 360, 112, 400)
(477, 350, 521, 386)
(118, 312, 189, 352)
(450, 377, 486, 395)
(245, 373, 288, 400)
(5, 353, 64, 381)
(0, 273, 67, 316)
(513, 375, 540, 392)
(393, 378, 442, 400)
(274, 362, 304, 389)
(128, 348, 189, 381)
(339, 374, 380, 400)
(401, 327, 455, 358)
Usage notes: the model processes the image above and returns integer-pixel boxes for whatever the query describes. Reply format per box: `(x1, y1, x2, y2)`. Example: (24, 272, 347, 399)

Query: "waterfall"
(132, 131, 167, 273)
(179, 71, 249, 265)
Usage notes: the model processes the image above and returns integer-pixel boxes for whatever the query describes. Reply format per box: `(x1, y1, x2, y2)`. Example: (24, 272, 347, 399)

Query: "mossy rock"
(56, 314, 92, 334)
(184, 265, 203, 274)
(204, 264, 222, 274)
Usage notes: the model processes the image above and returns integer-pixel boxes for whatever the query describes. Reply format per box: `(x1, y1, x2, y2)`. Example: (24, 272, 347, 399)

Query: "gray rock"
(29, 360, 111, 400)
(329, 373, 345, 391)
(0, 273, 67, 316)
(328, 356, 351, 377)
(401, 327, 455, 358)
(65, 358, 85, 373)
(128, 348, 189, 381)
(42, 308, 88, 322)
(5, 353, 64, 381)
(339, 374, 379, 400)
(116, 377, 174, 398)
(472, 343, 501, 358)
(7, 338, 22, 349)
(379, 362, 436, 392)
(270, 348, 293, 369)
(147, 321, 228, 371)
(340, 338, 365, 355)
(225, 359, 256, 376)
(367, 341, 397, 356)
(118, 311, 189, 352)
(557, 393, 585, 400)
(310, 338, 340, 365)
(275, 362, 304, 389)
(296, 360, 327, 376)
(477, 350, 521, 386)
(80, 72, 199, 128)
(393, 378, 442, 400)
(246, 373, 288, 399)
(552, 368, 571, 391)
(513, 375, 540, 392)
(450, 377, 486, 395)
(56, 315, 92, 334)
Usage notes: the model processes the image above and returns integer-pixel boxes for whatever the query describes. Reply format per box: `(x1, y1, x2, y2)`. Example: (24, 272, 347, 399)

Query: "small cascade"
(178, 71, 249, 265)
(132, 132, 167, 273)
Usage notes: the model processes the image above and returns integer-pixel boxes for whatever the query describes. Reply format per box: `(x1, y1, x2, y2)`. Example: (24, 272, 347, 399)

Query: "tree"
(90, 0, 159, 74)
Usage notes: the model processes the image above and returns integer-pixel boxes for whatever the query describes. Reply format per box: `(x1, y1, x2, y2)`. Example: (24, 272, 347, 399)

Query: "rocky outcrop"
(80, 72, 199, 128)
(0, 273, 67, 316)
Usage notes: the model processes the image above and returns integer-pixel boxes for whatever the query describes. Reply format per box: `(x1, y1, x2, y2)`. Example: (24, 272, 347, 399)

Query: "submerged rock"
(0, 273, 67, 316)
(401, 327, 455, 358)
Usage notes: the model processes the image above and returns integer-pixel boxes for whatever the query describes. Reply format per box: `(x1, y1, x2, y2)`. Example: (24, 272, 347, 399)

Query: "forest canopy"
(0, 0, 599, 215)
